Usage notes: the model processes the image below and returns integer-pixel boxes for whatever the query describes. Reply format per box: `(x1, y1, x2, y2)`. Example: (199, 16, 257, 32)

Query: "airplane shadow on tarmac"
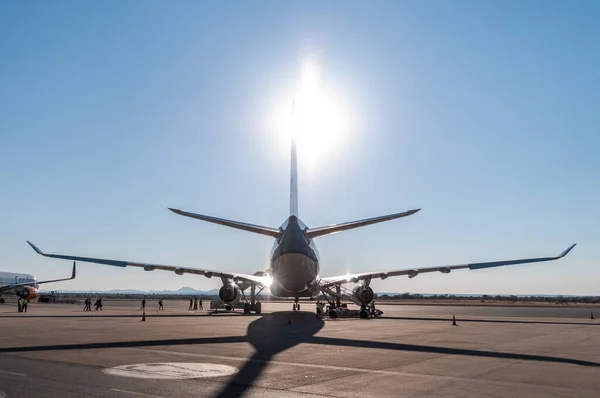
(0, 311, 599, 397)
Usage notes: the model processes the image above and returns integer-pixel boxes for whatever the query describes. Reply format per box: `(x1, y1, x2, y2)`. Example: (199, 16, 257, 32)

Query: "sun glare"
(266, 61, 350, 171)
(292, 62, 346, 166)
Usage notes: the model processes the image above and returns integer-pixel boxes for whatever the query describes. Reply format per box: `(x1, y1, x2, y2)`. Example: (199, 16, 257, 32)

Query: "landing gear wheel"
(225, 305, 233, 312)
(292, 304, 297, 311)
(254, 301, 262, 314)
(297, 304, 300, 311)
(243, 302, 251, 314)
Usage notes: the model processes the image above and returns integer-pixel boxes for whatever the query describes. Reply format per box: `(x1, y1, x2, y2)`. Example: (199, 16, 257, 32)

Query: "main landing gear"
(243, 283, 263, 314)
(243, 301, 261, 314)
(292, 297, 300, 311)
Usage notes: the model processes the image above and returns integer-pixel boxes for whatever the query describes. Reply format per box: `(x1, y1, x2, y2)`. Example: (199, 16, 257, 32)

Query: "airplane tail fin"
(290, 99, 299, 217)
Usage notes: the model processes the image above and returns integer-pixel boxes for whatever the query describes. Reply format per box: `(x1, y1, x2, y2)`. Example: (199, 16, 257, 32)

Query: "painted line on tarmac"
(127, 348, 599, 394)
(0, 369, 26, 376)
(110, 388, 166, 398)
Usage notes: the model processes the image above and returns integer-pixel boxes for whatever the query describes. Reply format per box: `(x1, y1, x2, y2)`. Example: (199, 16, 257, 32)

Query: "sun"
(288, 62, 347, 168)
(265, 60, 353, 171)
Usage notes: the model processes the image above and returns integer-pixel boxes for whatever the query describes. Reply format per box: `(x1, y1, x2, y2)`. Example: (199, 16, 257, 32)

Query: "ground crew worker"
(22, 298, 28, 312)
(189, 298, 193, 310)
(370, 301, 377, 318)
(17, 298, 22, 313)
(140, 298, 146, 310)
(316, 301, 322, 318)
(193, 298, 198, 310)
(158, 299, 164, 310)
(199, 299, 203, 310)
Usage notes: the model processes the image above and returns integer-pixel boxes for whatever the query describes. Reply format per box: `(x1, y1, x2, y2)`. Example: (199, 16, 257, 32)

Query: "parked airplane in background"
(26, 103, 576, 314)
(0, 262, 76, 303)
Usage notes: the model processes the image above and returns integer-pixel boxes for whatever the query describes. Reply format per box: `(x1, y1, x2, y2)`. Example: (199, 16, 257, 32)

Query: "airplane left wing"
(321, 244, 577, 285)
(26, 241, 270, 287)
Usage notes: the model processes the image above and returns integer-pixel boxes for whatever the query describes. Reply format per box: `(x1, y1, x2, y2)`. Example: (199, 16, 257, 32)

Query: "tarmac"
(0, 300, 599, 397)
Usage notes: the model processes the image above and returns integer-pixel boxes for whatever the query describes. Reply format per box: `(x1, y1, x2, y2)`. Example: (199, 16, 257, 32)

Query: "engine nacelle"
(219, 284, 241, 307)
(16, 286, 38, 300)
(352, 286, 374, 305)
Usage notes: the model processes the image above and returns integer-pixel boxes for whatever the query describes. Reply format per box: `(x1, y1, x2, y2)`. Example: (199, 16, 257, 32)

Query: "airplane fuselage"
(0, 272, 38, 295)
(269, 216, 320, 298)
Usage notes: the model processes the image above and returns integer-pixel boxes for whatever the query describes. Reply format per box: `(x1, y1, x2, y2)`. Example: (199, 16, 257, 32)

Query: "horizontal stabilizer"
(168, 208, 281, 238)
(306, 208, 421, 239)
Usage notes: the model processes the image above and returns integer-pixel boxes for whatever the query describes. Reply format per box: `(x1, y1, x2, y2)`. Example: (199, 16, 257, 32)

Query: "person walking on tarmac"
(158, 299, 164, 311)
(140, 298, 146, 311)
(189, 298, 193, 311)
(22, 298, 28, 312)
(316, 301, 322, 318)
(199, 299, 203, 310)
(17, 298, 22, 313)
(193, 298, 198, 311)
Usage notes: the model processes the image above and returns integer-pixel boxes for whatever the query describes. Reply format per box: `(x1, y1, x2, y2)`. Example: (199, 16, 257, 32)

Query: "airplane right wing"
(321, 244, 577, 285)
(26, 241, 270, 287)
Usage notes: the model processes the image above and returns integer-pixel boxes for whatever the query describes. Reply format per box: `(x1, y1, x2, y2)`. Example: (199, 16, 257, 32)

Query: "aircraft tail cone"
(141, 309, 146, 322)
(591, 312, 595, 320)
(452, 314, 457, 326)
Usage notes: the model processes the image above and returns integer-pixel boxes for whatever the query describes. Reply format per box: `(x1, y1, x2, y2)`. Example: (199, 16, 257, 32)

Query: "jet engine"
(219, 283, 241, 307)
(352, 285, 374, 305)
(16, 286, 38, 300)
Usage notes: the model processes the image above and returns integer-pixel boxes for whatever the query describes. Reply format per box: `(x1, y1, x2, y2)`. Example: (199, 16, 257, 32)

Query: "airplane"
(26, 114, 576, 314)
(0, 262, 76, 303)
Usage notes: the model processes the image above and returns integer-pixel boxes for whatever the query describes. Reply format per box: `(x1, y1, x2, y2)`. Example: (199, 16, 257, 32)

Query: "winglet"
(27, 241, 46, 256)
(559, 243, 577, 259)
(71, 262, 77, 279)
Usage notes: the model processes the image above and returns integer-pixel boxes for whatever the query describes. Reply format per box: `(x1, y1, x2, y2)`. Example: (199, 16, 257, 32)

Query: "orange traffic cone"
(452, 314, 457, 326)
(141, 309, 146, 322)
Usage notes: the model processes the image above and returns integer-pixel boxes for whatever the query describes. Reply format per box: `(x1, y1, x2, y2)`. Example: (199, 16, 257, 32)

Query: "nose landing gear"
(292, 297, 300, 311)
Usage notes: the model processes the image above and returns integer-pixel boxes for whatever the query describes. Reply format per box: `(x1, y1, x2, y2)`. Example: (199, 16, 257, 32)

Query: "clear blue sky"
(1, 1, 598, 295)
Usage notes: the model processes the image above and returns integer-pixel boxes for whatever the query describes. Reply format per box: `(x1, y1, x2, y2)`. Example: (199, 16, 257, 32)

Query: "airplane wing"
(37, 262, 77, 285)
(26, 242, 270, 287)
(0, 262, 77, 293)
(321, 244, 577, 285)
(305, 209, 421, 239)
